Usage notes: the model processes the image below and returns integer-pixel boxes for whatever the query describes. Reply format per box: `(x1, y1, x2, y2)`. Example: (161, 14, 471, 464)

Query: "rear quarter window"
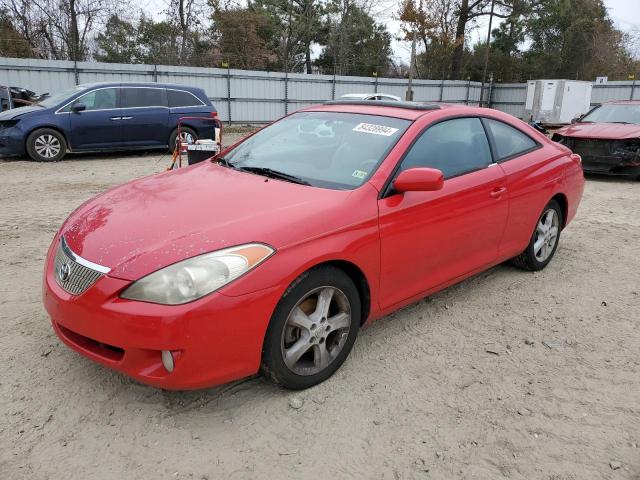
(484, 118, 538, 161)
(167, 90, 204, 107)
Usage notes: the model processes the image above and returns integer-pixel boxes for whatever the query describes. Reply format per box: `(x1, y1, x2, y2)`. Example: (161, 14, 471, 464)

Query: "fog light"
(161, 350, 175, 372)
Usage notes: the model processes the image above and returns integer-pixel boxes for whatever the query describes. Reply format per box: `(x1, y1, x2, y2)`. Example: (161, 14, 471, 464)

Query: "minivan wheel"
(511, 199, 563, 271)
(168, 127, 197, 152)
(261, 266, 361, 390)
(26, 128, 67, 162)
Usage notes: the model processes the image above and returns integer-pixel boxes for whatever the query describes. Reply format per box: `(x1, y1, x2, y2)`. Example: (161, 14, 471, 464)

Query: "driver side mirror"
(71, 102, 86, 113)
(393, 167, 444, 193)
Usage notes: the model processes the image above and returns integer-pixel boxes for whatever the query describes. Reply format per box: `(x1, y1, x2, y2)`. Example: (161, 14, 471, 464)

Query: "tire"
(26, 128, 67, 162)
(261, 266, 361, 390)
(511, 199, 563, 271)
(168, 127, 197, 152)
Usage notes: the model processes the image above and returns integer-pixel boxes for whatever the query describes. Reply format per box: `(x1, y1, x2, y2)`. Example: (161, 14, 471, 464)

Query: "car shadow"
(584, 172, 637, 183)
(1, 150, 170, 163)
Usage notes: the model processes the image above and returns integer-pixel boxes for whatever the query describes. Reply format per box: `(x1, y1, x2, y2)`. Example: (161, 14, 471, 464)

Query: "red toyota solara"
(43, 100, 584, 390)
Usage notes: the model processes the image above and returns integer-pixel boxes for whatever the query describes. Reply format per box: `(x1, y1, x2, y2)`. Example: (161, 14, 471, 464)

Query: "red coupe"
(43, 100, 584, 390)
(553, 100, 640, 178)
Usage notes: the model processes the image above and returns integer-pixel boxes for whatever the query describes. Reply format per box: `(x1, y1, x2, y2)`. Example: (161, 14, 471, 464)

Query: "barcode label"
(352, 123, 399, 136)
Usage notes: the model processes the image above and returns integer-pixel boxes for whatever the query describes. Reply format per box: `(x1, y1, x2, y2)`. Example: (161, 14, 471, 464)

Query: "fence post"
(465, 78, 471, 105)
(226, 65, 232, 126)
(73, 60, 79, 85)
(153, 64, 158, 82)
(374, 72, 378, 94)
(630, 77, 636, 101)
(487, 72, 494, 108)
(439, 74, 445, 102)
(284, 71, 289, 116)
(332, 71, 336, 100)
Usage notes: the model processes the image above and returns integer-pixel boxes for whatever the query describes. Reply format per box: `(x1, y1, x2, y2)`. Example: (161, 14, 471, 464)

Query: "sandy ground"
(0, 142, 639, 480)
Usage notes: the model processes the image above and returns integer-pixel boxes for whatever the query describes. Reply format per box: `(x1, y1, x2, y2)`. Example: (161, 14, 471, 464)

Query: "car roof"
(303, 100, 466, 120)
(601, 100, 640, 105)
(78, 81, 203, 92)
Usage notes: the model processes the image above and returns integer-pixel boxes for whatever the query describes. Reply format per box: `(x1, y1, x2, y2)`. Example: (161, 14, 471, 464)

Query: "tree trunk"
(69, 0, 80, 61)
(450, 0, 469, 79)
(305, 43, 312, 73)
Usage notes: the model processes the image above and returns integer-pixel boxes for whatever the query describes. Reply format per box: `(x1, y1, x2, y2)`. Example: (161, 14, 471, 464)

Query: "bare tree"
(4, 0, 120, 60)
(450, 0, 512, 78)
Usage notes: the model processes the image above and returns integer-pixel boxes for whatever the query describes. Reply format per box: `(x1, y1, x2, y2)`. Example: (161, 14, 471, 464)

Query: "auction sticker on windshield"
(353, 123, 399, 136)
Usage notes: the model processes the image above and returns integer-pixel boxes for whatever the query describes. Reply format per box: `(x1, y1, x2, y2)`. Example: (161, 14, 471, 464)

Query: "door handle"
(121, 116, 133, 120)
(109, 116, 121, 121)
(489, 187, 507, 198)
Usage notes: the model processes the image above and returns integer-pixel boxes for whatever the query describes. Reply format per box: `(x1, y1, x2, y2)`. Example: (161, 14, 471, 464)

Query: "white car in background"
(339, 93, 401, 102)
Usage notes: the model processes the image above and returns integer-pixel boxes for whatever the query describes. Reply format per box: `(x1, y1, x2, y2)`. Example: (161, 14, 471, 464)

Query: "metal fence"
(2, 57, 640, 123)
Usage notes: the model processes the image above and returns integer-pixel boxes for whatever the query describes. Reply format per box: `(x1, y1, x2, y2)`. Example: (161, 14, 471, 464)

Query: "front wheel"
(261, 266, 361, 390)
(511, 199, 563, 271)
(26, 128, 67, 162)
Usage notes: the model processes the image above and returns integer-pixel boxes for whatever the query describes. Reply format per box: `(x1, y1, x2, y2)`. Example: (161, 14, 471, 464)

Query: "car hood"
(556, 122, 640, 140)
(60, 162, 359, 281)
(0, 105, 46, 120)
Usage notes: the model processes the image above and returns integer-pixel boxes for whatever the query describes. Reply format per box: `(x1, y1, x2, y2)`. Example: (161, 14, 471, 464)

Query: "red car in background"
(553, 100, 640, 178)
(43, 101, 584, 391)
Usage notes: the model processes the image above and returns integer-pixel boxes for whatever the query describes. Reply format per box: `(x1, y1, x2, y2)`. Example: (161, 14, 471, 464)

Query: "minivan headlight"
(121, 243, 274, 305)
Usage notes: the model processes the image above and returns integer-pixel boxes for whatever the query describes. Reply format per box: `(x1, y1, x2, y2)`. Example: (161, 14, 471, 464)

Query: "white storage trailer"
(524, 80, 592, 124)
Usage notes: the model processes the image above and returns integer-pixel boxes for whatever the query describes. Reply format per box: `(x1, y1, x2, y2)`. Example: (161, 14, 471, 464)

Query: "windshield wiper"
(235, 166, 311, 185)
(216, 156, 231, 167)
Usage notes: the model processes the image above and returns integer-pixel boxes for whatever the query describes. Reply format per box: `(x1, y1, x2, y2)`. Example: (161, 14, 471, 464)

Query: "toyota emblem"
(58, 263, 71, 282)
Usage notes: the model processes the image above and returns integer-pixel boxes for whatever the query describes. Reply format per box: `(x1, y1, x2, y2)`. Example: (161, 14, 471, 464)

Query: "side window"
(121, 88, 165, 108)
(484, 118, 538, 161)
(167, 89, 203, 107)
(399, 117, 492, 179)
(74, 88, 117, 111)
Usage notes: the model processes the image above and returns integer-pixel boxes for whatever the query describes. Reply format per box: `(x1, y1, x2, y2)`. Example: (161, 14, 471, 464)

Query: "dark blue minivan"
(0, 82, 217, 161)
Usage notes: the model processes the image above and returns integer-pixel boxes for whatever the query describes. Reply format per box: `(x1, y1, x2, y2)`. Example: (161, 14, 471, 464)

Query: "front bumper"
(0, 126, 25, 156)
(553, 134, 640, 175)
(43, 240, 282, 390)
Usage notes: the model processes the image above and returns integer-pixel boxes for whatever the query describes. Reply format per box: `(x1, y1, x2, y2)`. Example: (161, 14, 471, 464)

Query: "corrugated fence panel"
(6, 57, 640, 123)
(491, 83, 527, 119)
(591, 82, 633, 104)
(0, 57, 76, 93)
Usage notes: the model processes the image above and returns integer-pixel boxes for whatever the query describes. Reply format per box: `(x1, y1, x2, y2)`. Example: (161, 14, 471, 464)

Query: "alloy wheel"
(281, 286, 352, 376)
(34, 134, 61, 159)
(534, 208, 559, 262)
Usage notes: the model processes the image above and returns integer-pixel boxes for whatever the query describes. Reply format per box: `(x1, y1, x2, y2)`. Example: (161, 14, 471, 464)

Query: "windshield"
(223, 111, 410, 189)
(37, 86, 86, 108)
(580, 104, 640, 124)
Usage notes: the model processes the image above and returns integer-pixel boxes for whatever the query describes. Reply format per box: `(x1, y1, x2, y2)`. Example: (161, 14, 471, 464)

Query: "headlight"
(120, 243, 274, 305)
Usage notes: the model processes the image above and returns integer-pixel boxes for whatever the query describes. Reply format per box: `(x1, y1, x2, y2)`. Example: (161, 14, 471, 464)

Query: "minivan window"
(168, 89, 203, 107)
(121, 88, 165, 108)
(398, 117, 492, 179)
(71, 88, 118, 111)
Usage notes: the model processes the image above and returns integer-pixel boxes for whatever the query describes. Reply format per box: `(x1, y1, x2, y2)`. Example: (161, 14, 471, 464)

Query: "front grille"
(53, 240, 105, 295)
(570, 138, 613, 157)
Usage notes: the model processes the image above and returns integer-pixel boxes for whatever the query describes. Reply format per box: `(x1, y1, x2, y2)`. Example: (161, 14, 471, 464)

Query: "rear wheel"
(261, 266, 361, 390)
(26, 128, 67, 162)
(168, 127, 197, 152)
(511, 199, 563, 271)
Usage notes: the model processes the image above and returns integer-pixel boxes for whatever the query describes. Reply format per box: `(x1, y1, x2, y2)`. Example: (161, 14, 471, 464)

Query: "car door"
(481, 117, 556, 259)
(67, 87, 122, 149)
(119, 87, 168, 147)
(377, 117, 509, 309)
